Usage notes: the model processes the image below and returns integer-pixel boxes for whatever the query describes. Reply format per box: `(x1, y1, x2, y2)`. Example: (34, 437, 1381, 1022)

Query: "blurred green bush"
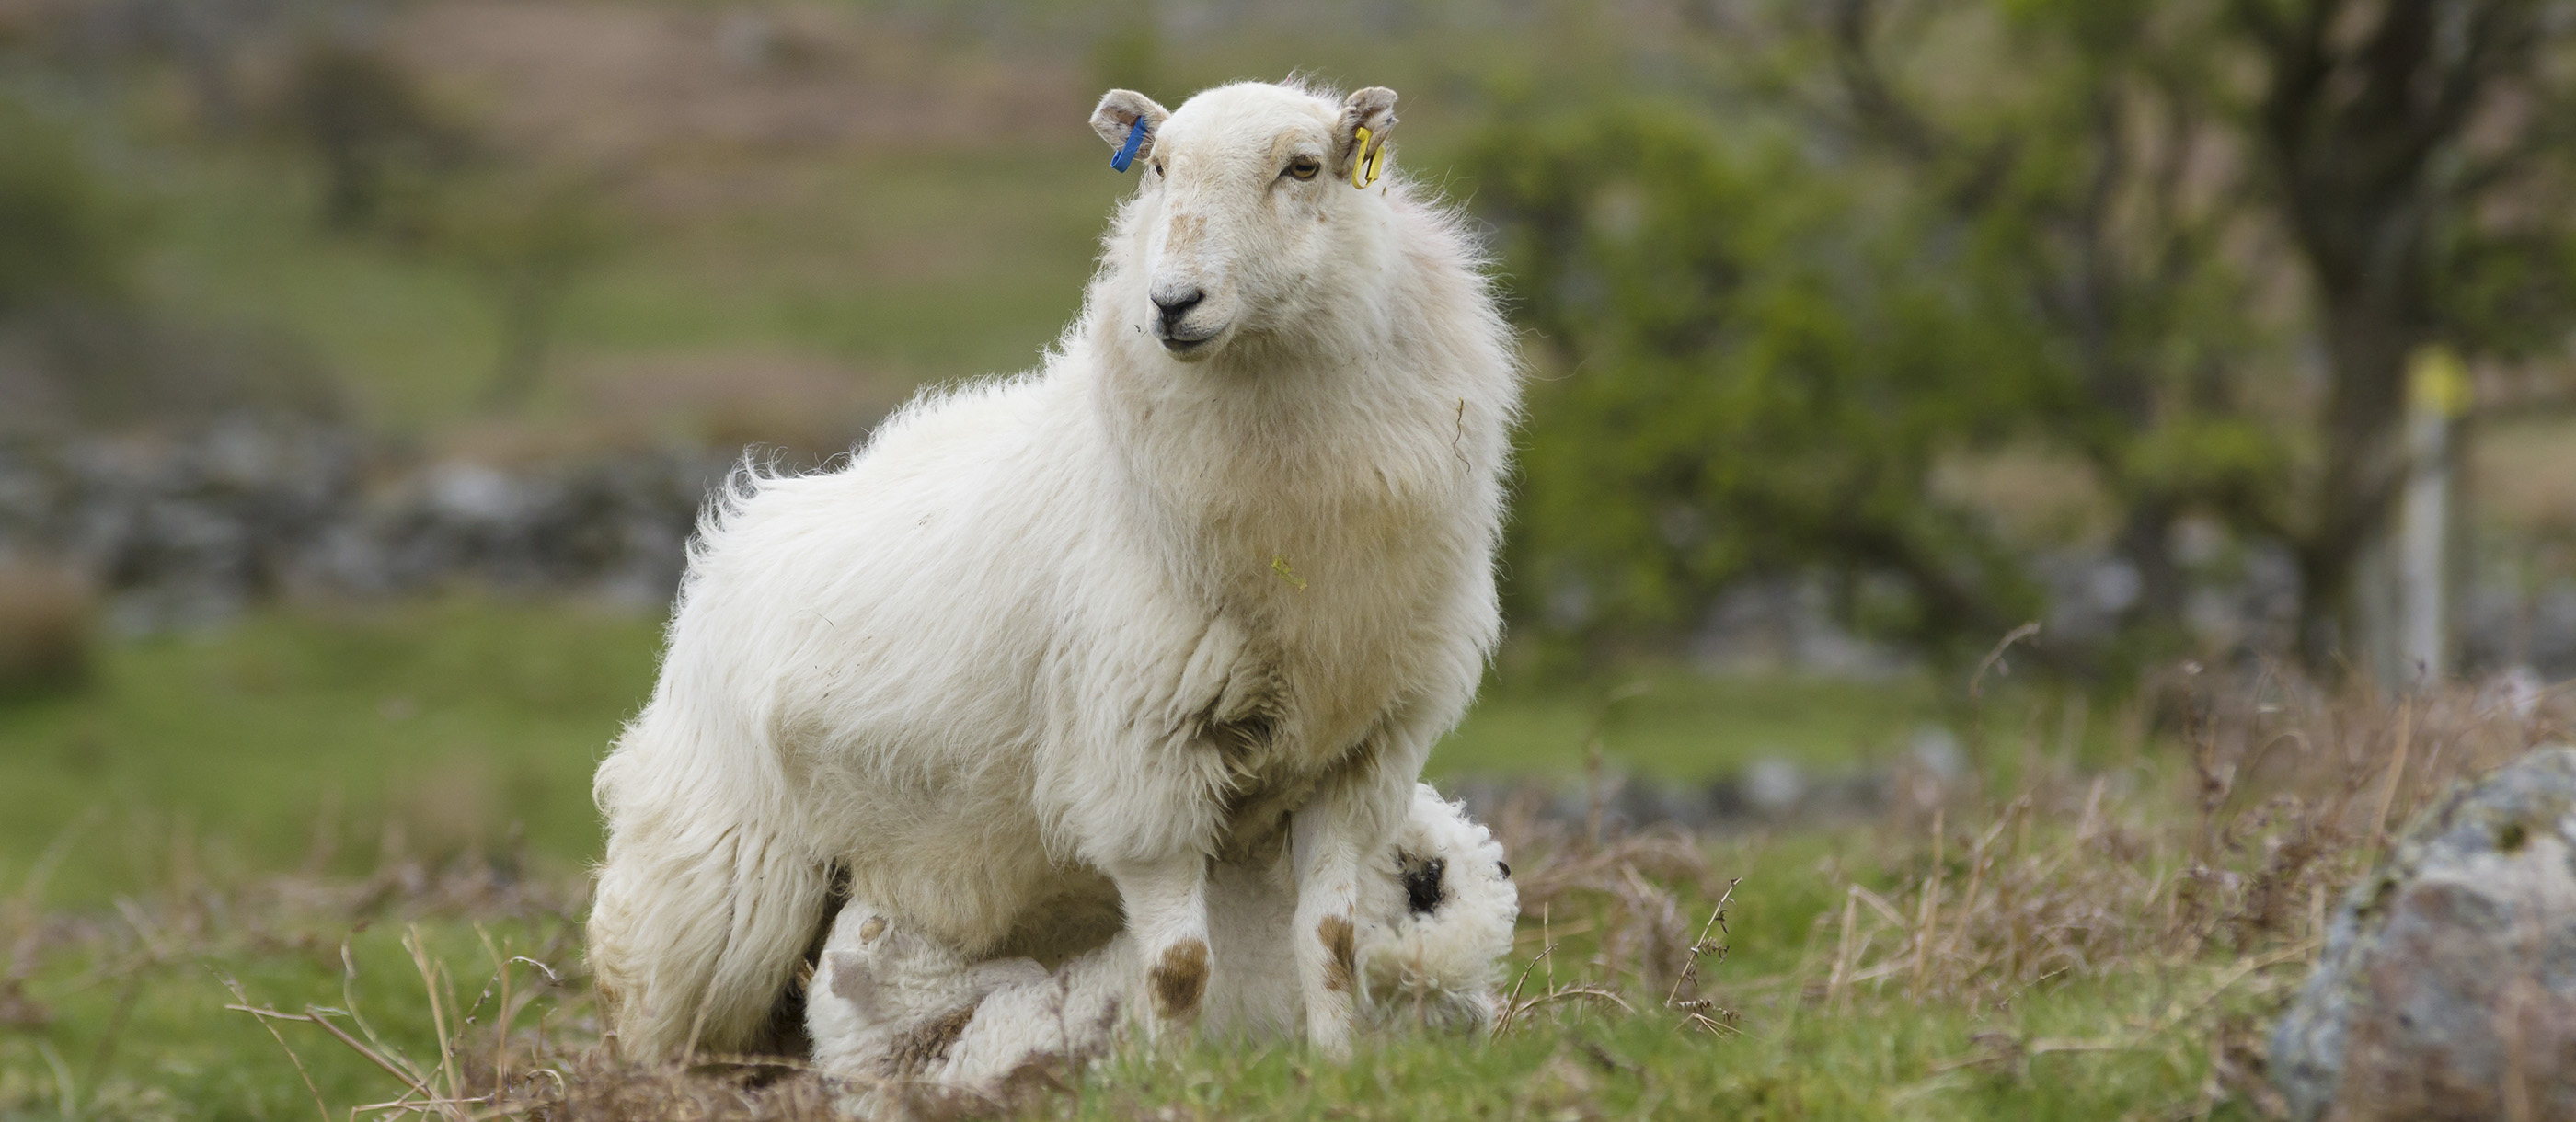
(1468, 0, 2576, 681)
(1467, 100, 2054, 673)
(0, 97, 131, 315)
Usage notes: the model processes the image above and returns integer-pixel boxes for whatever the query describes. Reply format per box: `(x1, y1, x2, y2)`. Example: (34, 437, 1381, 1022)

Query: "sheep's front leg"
(1290, 784, 1386, 1059)
(1107, 850, 1213, 1038)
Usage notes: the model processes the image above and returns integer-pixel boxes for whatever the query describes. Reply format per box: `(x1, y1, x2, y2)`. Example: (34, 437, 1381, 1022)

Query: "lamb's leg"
(806, 901, 996, 1080)
(1104, 851, 1212, 1037)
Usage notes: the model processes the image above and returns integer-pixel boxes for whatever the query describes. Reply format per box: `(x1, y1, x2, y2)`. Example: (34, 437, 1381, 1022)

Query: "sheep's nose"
(1151, 287, 1205, 330)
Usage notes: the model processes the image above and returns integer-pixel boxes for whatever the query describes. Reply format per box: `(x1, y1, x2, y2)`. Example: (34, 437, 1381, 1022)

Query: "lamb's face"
(1091, 83, 1399, 363)
(1362, 784, 1521, 1028)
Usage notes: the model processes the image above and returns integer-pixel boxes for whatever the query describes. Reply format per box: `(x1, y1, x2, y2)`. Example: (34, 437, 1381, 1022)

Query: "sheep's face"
(1092, 83, 1398, 363)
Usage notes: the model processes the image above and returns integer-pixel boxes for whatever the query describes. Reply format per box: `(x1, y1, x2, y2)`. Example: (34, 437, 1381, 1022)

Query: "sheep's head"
(1091, 82, 1399, 362)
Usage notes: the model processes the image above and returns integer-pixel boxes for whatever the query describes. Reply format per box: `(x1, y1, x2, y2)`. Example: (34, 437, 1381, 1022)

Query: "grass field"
(140, 143, 1125, 431)
(2, 601, 2529, 1120)
(0, 600, 1949, 894)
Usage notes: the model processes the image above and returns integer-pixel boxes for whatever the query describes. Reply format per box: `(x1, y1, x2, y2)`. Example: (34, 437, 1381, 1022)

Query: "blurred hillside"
(0, 0, 1555, 634)
(0, 0, 1548, 441)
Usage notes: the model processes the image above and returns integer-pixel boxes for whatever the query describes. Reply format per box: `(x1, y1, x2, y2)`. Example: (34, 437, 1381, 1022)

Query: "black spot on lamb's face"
(1399, 851, 1446, 916)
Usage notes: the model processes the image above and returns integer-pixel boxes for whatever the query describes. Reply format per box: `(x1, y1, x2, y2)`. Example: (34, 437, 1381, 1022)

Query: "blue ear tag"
(1111, 115, 1150, 172)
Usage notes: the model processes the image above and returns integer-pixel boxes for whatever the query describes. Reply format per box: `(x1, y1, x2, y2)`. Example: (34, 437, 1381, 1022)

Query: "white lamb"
(805, 784, 1520, 1101)
(586, 79, 1519, 1060)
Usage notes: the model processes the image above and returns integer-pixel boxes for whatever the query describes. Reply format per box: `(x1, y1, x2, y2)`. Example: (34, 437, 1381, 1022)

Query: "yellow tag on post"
(2408, 345, 2471, 418)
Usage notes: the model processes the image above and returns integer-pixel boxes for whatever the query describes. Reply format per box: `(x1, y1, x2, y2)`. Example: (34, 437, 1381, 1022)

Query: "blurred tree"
(431, 169, 618, 411)
(274, 38, 465, 232)
(0, 99, 131, 315)
(1475, 0, 2576, 677)
(0, 96, 339, 428)
(1469, 106, 2064, 669)
(267, 31, 614, 412)
(2224, 0, 2576, 669)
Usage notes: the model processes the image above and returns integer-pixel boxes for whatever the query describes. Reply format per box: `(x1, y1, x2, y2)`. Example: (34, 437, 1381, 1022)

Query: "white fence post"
(2396, 345, 2469, 687)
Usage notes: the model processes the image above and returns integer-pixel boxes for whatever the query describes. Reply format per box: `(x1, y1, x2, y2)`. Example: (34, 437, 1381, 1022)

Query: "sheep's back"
(639, 370, 1135, 949)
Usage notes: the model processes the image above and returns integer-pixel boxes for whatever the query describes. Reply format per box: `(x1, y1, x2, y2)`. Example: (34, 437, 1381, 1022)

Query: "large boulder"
(2273, 746, 2576, 1121)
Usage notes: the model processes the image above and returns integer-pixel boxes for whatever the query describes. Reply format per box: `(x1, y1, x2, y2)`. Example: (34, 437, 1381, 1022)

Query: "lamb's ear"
(1336, 86, 1398, 186)
(1090, 89, 1169, 160)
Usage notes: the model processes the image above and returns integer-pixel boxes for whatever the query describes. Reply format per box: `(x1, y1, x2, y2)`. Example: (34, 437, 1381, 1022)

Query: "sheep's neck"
(1098, 269, 1472, 572)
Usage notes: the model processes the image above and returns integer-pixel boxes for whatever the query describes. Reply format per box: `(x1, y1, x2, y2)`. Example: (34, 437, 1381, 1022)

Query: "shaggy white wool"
(806, 784, 1518, 1103)
(586, 77, 1520, 1060)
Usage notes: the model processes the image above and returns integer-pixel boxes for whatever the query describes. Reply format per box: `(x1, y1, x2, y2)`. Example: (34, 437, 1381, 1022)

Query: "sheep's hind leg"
(1104, 851, 1213, 1040)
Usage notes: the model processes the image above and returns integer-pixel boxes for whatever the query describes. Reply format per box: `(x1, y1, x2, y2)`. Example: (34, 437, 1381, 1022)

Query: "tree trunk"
(2294, 299, 2421, 673)
(482, 269, 565, 411)
(2115, 498, 2185, 636)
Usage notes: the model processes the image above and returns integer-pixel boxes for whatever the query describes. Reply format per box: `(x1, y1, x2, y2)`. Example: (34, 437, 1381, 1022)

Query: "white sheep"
(805, 784, 1520, 1103)
(586, 79, 1519, 1060)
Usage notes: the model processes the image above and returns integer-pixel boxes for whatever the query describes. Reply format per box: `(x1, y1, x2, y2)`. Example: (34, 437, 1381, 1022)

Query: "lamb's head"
(1090, 82, 1399, 362)
(1360, 784, 1520, 1029)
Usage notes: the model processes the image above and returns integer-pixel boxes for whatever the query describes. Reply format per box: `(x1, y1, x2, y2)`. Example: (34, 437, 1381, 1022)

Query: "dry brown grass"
(1455, 667, 2570, 1108)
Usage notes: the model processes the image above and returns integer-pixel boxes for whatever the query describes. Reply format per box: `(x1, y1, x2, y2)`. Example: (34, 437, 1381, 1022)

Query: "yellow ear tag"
(1351, 125, 1385, 189)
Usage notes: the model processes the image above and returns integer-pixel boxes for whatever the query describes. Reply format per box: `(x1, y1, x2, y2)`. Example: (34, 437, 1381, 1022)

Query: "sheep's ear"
(1336, 86, 1398, 186)
(1090, 89, 1169, 161)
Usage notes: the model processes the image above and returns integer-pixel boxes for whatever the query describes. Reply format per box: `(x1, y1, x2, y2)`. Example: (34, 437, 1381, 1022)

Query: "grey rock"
(1907, 725, 1966, 784)
(1436, 762, 1905, 838)
(2272, 746, 2576, 1121)
(1689, 576, 1915, 680)
(1743, 756, 1804, 813)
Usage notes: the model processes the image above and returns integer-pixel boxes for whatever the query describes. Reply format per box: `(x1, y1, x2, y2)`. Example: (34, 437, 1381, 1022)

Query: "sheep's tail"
(588, 754, 834, 1059)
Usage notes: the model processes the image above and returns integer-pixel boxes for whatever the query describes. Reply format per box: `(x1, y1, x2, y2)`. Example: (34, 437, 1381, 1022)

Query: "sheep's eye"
(1286, 157, 1321, 180)
(1150, 159, 1165, 177)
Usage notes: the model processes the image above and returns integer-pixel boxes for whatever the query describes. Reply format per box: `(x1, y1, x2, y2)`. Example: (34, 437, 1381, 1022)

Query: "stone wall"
(0, 418, 726, 631)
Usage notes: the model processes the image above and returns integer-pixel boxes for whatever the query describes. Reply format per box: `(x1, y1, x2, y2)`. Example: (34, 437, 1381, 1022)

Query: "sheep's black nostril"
(1152, 288, 1205, 328)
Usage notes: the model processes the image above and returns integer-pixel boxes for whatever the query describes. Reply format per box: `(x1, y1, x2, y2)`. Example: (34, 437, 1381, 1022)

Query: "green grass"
(0, 601, 1961, 899)
(1, 910, 584, 1122)
(1434, 671, 1946, 781)
(0, 813, 2283, 1122)
(0, 601, 2340, 1120)
(0, 600, 662, 898)
(1075, 977, 2271, 1121)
